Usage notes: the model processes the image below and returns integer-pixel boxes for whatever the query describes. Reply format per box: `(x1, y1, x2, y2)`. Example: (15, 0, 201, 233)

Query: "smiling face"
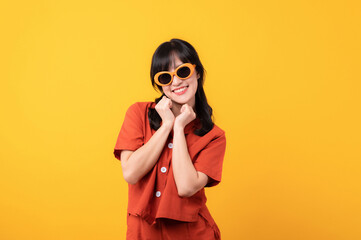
(162, 54, 199, 108)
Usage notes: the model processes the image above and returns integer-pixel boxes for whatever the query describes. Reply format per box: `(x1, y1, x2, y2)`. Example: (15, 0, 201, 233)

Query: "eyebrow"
(171, 63, 183, 69)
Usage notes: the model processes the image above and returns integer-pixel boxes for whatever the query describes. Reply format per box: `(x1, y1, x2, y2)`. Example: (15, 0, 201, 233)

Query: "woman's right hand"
(155, 96, 175, 128)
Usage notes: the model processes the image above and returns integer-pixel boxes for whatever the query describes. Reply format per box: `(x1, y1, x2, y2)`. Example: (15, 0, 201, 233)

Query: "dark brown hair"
(148, 38, 214, 136)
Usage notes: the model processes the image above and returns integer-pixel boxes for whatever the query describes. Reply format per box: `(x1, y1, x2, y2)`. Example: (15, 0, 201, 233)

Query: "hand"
(155, 96, 175, 128)
(174, 104, 196, 130)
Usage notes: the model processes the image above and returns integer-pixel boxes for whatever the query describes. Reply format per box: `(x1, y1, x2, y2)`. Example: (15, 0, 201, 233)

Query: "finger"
(165, 97, 170, 105)
(180, 104, 186, 113)
(190, 107, 195, 114)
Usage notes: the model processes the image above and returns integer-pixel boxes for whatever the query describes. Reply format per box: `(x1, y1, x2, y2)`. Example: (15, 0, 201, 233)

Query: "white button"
(161, 167, 167, 173)
(155, 191, 161, 197)
(168, 143, 173, 149)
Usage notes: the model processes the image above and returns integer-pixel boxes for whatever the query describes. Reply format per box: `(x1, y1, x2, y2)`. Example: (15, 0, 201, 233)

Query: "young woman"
(113, 38, 226, 240)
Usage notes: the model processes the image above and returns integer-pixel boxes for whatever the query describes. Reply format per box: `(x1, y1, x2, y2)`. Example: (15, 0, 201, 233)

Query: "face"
(162, 55, 199, 108)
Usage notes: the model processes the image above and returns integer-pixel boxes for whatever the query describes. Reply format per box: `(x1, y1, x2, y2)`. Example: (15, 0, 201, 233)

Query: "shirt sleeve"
(113, 102, 144, 161)
(193, 132, 227, 187)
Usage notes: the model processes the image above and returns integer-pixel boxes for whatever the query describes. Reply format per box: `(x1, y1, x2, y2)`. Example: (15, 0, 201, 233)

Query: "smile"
(172, 86, 188, 95)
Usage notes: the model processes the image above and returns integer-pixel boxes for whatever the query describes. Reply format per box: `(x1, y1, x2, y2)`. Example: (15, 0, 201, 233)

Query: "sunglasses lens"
(158, 73, 172, 85)
(177, 66, 191, 78)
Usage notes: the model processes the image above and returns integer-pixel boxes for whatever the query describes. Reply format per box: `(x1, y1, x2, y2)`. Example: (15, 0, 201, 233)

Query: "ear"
(197, 73, 200, 79)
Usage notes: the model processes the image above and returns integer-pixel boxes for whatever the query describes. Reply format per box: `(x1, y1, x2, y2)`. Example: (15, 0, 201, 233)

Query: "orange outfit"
(113, 102, 226, 240)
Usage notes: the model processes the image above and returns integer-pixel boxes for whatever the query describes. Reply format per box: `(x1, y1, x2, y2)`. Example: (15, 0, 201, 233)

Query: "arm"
(121, 122, 172, 184)
(172, 125, 209, 197)
(120, 96, 175, 185)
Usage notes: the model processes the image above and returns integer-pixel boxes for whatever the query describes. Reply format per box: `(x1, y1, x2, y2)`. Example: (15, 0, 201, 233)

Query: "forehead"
(168, 54, 184, 70)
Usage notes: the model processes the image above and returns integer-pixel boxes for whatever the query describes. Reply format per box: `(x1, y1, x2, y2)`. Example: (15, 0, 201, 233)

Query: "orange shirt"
(113, 101, 226, 225)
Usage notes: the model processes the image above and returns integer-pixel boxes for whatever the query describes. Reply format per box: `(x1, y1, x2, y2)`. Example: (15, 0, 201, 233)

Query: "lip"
(172, 86, 188, 95)
(172, 86, 188, 92)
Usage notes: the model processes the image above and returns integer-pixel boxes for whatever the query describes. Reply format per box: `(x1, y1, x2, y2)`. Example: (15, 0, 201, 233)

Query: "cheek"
(162, 86, 170, 93)
(162, 86, 172, 97)
(191, 79, 198, 92)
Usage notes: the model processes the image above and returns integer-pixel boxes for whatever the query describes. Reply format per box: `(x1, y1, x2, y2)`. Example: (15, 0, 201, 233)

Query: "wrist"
(173, 124, 185, 133)
(161, 121, 173, 131)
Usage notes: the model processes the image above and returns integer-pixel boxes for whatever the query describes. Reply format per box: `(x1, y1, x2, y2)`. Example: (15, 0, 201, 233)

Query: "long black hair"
(148, 38, 214, 136)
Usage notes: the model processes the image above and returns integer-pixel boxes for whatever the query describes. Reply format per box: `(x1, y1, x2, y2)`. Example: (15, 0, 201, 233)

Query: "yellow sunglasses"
(154, 63, 196, 86)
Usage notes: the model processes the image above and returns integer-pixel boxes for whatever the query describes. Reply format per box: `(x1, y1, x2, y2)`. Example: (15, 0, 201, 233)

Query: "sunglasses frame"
(154, 63, 196, 86)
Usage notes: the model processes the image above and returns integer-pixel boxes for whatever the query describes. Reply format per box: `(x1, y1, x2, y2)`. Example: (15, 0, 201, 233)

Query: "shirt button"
(161, 167, 167, 173)
(168, 143, 173, 149)
(155, 191, 161, 197)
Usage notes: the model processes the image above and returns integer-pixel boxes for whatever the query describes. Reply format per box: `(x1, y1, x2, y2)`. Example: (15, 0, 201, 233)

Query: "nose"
(172, 74, 182, 86)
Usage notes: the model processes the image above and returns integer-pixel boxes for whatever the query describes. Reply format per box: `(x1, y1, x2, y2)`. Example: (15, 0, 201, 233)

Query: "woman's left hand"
(174, 104, 196, 130)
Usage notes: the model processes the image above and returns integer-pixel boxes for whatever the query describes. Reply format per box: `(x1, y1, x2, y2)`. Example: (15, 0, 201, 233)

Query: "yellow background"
(1, 0, 360, 239)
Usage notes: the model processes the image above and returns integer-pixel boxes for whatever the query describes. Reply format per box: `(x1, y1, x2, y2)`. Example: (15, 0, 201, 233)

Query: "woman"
(113, 38, 226, 240)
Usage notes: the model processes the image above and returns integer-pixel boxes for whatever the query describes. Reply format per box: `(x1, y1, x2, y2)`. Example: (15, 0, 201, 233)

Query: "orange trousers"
(126, 213, 221, 240)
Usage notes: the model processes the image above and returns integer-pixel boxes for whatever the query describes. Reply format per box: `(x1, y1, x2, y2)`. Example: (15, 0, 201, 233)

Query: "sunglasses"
(154, 63, 196, 86)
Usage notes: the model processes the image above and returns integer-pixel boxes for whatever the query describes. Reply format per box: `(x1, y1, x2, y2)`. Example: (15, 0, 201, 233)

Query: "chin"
(171, 96, 195, 106)
(170, 98, 188, 105)
(165, 89, 196, 106)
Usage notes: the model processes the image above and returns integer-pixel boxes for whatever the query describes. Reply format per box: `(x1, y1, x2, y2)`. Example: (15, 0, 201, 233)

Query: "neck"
(171, 102, 182, 117)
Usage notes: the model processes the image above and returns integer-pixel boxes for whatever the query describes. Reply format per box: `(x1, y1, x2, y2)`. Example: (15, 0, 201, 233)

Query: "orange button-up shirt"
(113, 101, 226, 225)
